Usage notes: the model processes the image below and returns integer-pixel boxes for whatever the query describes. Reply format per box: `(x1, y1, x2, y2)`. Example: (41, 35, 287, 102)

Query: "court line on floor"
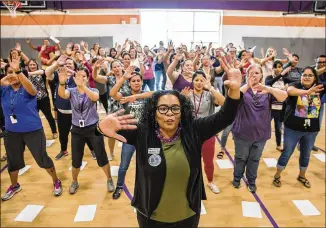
(215, 136, 278, 228)
(315, 146, 326, 153)
(1, 164, 8, 173)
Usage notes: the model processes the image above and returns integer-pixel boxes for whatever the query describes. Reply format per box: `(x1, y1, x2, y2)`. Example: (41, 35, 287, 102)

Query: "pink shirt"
(143, 57, 154, 80)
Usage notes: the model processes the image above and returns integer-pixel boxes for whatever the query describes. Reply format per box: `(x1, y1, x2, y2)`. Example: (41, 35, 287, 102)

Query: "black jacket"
(117, 95, 242, 220)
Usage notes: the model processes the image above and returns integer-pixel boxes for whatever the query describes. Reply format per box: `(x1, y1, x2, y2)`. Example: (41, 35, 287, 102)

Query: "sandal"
(273, 176, 282, 187)
(52, 133, 58, 139)
(297, 176, 311, 188)
(217, 151, 225, 159)
(1, 155, 7, 162)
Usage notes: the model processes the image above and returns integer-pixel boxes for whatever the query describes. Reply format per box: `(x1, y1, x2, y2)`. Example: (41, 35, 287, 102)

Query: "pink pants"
(201, 137, 215, 182)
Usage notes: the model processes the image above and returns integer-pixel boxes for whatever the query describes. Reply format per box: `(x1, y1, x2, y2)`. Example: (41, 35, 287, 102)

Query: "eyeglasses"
(156, 105, 181, 115)
(317, 61, 326, 64)
(302, 74, 314, 78)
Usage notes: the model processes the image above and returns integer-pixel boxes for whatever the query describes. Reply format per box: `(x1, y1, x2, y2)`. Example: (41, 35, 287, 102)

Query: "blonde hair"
(246, 64, 263, 83)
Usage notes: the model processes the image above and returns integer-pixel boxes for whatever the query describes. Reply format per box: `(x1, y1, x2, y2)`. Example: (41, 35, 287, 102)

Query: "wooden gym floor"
(0, 109, 325, 227)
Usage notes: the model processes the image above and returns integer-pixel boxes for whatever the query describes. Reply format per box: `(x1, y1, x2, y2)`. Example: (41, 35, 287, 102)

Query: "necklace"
(155, 126, 181, 144)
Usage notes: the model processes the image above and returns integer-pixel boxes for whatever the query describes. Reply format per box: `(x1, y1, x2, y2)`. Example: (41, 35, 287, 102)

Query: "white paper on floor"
(69, 161, 87, 171)
(118, 142, 123, 147)
(216, 159, 233, 169)
(312, 153, 325, 162)
(110, 166, 119, 177)
(46, 140, 55, 147)
(292, 200, 321, 216)
(14, 205, 44, 222)
(201, 201, 207, 215)
(18, 165, 31, 176)
(242, 201, 263, 218)
(263, 158, 277, 167)
(74, 205, 97, 222)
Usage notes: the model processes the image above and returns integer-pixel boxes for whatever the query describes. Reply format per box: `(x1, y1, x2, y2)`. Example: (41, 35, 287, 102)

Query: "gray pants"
(233, 137, 266, 185)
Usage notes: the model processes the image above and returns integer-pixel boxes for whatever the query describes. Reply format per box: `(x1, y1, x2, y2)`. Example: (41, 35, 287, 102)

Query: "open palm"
(220, 56, 241, 90)
(99, 109, 137, 143)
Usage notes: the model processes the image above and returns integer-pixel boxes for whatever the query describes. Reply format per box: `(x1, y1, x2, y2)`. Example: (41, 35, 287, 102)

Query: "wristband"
(59, 83, 66, 86)
(15, 70, 22, 74)
(97, 122, 104, 135)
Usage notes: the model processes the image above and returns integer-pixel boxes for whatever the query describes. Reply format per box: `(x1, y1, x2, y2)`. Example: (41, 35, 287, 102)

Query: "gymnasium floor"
(0, 109, 325, 227)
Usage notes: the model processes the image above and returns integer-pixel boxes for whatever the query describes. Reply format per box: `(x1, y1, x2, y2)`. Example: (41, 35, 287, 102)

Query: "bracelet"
(97, 122, 104, 135)
(15, 70, 22, 74)
(59, 83, 66, 86)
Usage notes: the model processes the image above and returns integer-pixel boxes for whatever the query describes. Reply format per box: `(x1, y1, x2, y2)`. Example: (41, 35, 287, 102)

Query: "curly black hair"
(139, 90, 195, 132)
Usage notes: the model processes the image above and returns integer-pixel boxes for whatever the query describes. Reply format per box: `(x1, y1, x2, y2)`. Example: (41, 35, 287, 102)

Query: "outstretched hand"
(99, 109, 137, 143)
(219, 56, 242, 91)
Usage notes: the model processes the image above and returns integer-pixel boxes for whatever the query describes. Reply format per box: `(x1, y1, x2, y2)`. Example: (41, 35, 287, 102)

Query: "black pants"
(161, 71, 167, 90)
(271, 110, 282, 146)
(57, 111, 93, 152)
(4, 129, 54, 172)
(99, 92, 108, 114)
(71, 124, 108, 168)
(137, 212, 200, 228)
(0, 102, 5, 130)
(37, 97, 57, 134)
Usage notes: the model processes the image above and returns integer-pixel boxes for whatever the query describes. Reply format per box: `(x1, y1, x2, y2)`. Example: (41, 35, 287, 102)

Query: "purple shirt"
(173, 74, 193, 92)
(68, 87, 99, 127)
(232, 88, 272, 141)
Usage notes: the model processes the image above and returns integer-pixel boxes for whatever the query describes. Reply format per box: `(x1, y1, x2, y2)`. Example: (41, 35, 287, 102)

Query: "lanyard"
(193, 92, 203, 118)
(10, 87, 21, 115)
(78, 93, 87, 118)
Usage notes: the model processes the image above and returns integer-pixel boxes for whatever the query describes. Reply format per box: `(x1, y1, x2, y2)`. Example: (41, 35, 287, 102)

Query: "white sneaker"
(207, 182, 220, 194)
(108, 153, 114, 161)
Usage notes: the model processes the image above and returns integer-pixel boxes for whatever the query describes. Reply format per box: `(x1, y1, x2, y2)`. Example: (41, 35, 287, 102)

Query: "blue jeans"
(233, 137, 267, 185)
(142, 78, 155, 91)
(271, 110, 282, 146)
(117, 143, 136, 187)
(155, 70, 163, 91)
(319, 103, 325, 127)
(277, 127, 318, 171)
(220, 123, 233, 149)
(214, 77, 223, 94)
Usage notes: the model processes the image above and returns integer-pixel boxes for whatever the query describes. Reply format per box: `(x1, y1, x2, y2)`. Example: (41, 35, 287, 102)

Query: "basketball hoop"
(2, 0, 21, 18)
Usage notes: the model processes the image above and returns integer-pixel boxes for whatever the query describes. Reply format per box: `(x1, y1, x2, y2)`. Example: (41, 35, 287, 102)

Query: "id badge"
(10, 115, 18, 124)
(79, 120, 85, 128)
(304, 119, 310, 127)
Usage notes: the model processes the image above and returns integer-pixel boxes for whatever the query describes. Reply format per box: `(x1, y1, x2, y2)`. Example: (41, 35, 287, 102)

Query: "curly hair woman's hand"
(99, 109, 137, 143)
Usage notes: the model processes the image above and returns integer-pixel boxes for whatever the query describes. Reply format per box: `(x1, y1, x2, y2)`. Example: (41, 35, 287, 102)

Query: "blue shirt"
(0, 86, 42, 132)
(53, 72, 76, 111)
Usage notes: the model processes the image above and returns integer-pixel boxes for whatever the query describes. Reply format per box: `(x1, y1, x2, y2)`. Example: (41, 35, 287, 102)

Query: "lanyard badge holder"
(10, 89, 20, 124)
(79, 94, 87, 128)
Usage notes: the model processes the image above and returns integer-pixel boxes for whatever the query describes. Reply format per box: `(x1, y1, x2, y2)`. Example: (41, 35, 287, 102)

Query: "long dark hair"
(302, 66, 319, 84)
(27, 59, 39, 72)
(139, 90, 194, 132)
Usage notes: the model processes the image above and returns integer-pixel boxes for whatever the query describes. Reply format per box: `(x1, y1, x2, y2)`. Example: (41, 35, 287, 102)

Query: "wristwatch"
(15, 69, 22, 74)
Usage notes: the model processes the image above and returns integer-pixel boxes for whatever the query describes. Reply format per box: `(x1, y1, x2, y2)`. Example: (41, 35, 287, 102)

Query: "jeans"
(214, 77, 223, 94)
(277, 127, 318, 171)
(271, 110, 282, 146)
(233, 137, 267, 185)
(155, 70, 163, 91)
(142, 78, 155, 91)
(319, 103, 325, 127)
(220, 123, 233, 149)
(117, 143, 136, 187)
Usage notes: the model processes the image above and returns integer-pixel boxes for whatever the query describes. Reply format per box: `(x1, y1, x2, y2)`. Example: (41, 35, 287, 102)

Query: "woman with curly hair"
(96, 59, 242, 228)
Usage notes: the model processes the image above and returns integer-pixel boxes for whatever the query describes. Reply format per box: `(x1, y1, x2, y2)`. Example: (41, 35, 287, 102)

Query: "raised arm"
(254, 84, 288, 102)
(26, 38, 38, 51)
(203, 78, 225, 105)
(287, 84, 324, 96)
(45, 55, 67, 80)
(166, 52, 183, 84)
(10, 60, 37, 96)
(74, 79, 99, 102)
(57, 67, 70, 99)
(92, 59, 108, 84)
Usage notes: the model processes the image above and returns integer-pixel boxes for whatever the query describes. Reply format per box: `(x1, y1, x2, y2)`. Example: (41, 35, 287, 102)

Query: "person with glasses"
(273, 67, 325, 188)
(96, 58, 242, 228)
(231, 64, 287, 193)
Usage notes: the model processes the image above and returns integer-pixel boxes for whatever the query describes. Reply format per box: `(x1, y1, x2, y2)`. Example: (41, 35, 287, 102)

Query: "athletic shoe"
(113, 186, 123, 199)
(107, 179, 115, 192)
(53, 179, 63, 196)
(207, 183, 220, 194)
(1, 183, 22, 201)
(108, 153, 114, 161)
(55, 151, 68, 160)
(90, 151, 96, 160)
(69, 181, 79, 194)
(248, 185, 257, 193)
(232, 179, 241, 188)
(312, 146, 318, 151)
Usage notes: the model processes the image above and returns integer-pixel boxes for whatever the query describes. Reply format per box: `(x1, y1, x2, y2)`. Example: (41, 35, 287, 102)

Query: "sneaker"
(232, 179, 241, 188)
(55, 151, 68, 160)
(207, 183, 220, 194)
(53, 179, 63, 196)
(69, 181, 79, 194)
(107, 179, 115, 192)
(113, 186, 123, 199)
(312, 146, 318, 151)
(90, 151, 96, 160)
(1, 183, 22, 201)
(108, 153, 114, 161)
(248, 185, 257, 193)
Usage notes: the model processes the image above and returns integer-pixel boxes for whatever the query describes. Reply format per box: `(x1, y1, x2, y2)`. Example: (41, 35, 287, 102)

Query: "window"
(141, 10, 222, 48)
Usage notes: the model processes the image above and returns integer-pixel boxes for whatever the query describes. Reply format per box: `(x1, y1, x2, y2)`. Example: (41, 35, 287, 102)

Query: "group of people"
(0, 37, 325, 227)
